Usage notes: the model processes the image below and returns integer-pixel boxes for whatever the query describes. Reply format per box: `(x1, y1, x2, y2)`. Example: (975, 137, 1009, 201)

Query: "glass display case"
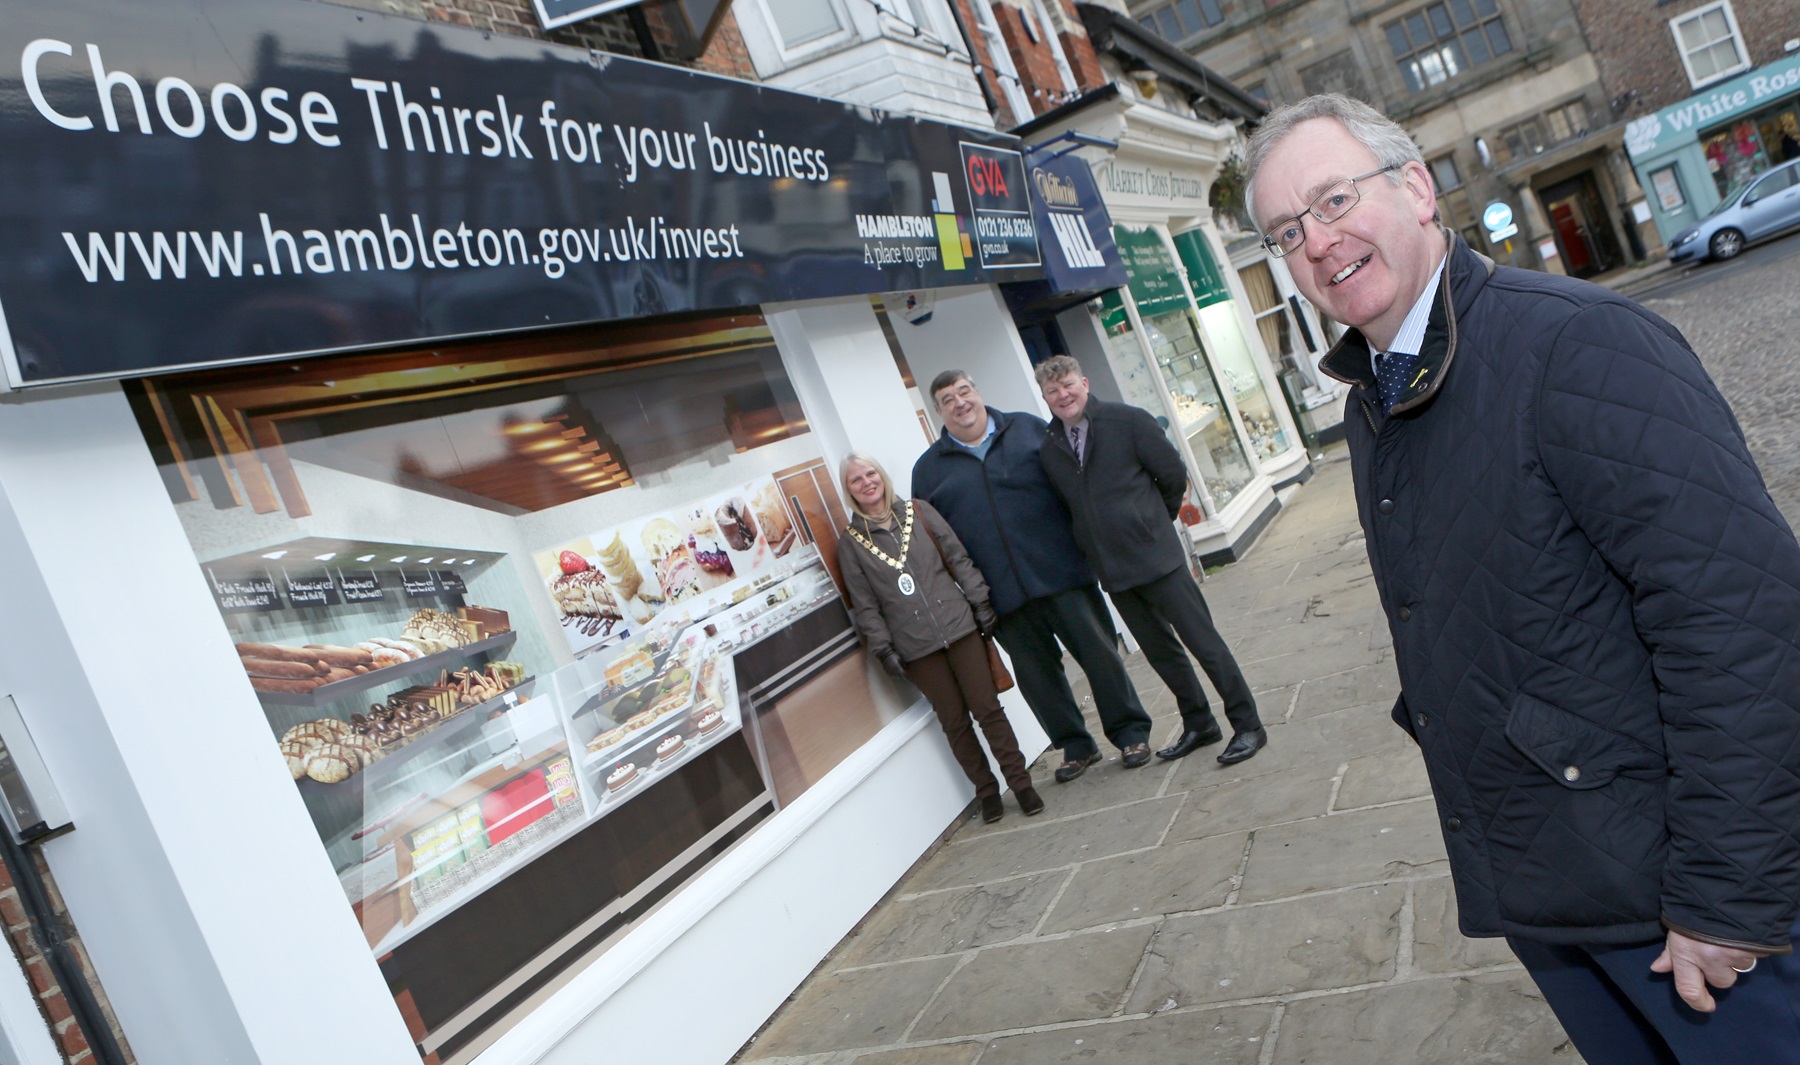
(1143, 309, 1255, 510)
(125, 314, 901, 1062)
(1199, 299, 1292, 464)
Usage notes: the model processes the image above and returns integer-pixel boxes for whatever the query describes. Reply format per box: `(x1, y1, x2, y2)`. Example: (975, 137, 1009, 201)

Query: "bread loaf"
(241, 656, 327, 679)
(303, 744, 359, 784)
(282, 719, 349, 747)
(278, 738, 309, 779)
(302, 645, 377, 668)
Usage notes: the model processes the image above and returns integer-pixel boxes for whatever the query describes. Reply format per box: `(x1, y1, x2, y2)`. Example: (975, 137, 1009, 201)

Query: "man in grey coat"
(1034, 355, 1266, 765)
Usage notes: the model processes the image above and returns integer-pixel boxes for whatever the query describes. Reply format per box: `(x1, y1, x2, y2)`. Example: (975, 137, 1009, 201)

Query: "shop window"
(124, 315, 912, 1060)
(1136, 0, 1222, 42)
(1386, 0, 1513, 93)
(1670, 1, 1749, 89)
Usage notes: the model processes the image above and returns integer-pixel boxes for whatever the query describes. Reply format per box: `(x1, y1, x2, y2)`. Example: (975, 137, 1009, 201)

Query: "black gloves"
(879, 651, 908, 681)
(974, 604, 998, 638)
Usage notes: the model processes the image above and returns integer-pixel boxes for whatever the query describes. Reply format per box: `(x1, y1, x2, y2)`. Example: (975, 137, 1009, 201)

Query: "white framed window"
(1671, 1, 1750, 90)
(764, 0, 849, 49)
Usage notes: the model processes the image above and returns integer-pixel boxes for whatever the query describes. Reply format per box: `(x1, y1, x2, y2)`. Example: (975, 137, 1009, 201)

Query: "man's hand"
(1650, 930, 1762, 1012)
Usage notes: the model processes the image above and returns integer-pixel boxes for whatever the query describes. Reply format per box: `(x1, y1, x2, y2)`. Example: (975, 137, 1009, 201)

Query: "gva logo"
(967, 154, 1011, 198)
(1624, 115, 1662, 158)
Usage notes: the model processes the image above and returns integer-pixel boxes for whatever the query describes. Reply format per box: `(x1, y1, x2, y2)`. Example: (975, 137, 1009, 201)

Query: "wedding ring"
(1731, 959, 1758, 974)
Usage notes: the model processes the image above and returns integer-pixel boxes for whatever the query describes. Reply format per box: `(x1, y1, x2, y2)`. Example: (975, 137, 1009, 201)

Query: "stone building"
(1139, 0, 1661, 277)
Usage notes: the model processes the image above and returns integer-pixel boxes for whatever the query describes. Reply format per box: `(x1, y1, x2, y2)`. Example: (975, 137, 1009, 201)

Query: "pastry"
(279, 738, 310, 780)
(403, 609, 472, 653)
(596, 532, 645, 601)
(692, 707, 724, 734)
(587, 727, 625, 753)
(655, 545, 702, 603)
(640, 518, 684, 560)
(550, 552, 622, 624)
(606, 762, 639, 792)
(685, 508, 735, 581)
(605, 650, 655, 689)
(715, 498, 758, 552)
(751, 484, 794, 554)
(303, 744, 360, 784)
(251, 675, 328, 693)
(654, 733, 685, 763)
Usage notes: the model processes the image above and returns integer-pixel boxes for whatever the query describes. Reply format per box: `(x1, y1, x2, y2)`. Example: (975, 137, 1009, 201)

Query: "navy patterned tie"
(1376, 350, 1420, 414)
(1070, 424, 1084, 466)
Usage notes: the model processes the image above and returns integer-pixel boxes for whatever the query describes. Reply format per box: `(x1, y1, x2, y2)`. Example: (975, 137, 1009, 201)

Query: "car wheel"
(1709, 228, 1745, 260)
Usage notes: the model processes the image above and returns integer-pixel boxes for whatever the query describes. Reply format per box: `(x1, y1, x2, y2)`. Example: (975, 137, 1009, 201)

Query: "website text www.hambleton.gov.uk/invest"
(60, 212, 747, 284)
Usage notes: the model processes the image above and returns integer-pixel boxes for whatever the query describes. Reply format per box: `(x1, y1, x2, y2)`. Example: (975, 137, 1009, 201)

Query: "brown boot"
(1016, 786, 1044, 816)
(980, 794, 1005, 823)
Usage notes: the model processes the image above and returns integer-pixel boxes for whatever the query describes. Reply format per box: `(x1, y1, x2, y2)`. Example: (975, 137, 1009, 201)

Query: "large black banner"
(0, 0, 1048, 385)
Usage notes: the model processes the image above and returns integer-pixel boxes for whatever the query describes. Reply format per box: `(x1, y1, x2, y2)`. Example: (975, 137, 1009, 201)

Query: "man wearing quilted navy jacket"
(1247, 93, 1800, 1063)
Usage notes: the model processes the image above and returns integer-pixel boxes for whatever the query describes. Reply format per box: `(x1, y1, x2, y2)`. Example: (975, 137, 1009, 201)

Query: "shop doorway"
(1540, 173, 1621, 279)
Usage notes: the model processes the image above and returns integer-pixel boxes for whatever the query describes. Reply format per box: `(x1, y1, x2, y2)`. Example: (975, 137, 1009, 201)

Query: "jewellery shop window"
(1141, 309, 1255, 511)
(125, 315, 909, 1063)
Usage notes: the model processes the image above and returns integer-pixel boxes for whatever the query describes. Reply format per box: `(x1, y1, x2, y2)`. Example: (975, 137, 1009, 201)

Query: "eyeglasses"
(1260, 165, 1401, 258)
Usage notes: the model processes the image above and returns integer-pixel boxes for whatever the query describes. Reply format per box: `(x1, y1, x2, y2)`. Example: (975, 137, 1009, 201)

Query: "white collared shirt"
(1372, 256, 1448, 369)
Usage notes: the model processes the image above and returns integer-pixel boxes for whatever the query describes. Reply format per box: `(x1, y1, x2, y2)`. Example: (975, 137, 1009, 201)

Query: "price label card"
(433, 569, 468, 594)
(284, 573, 341, 607)
(338, 571, 386, 603)
(402, 572, 441, 598)
(209, 572, 283, 613)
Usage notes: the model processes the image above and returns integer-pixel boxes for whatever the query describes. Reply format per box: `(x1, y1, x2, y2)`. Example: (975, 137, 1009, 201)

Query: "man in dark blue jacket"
(1248, 93, 1800, 1064)
(912, 371, 1154, 781)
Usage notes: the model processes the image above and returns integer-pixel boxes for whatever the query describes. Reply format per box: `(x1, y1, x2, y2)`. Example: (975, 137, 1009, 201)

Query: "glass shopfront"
(124, 313, 910, 1062)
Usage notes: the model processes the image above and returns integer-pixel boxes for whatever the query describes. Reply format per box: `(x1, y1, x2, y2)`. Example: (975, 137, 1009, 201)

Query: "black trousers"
(1109, 566, 1260, 735)
(903, 633, 1032, 799)
(994, 584, 1151, 759)
(1509, 920, 1800, 1064)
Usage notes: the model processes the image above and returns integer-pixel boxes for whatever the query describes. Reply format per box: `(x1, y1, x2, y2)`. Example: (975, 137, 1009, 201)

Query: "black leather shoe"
(1216, 728, 1268, 765)
(1017, 786, 1045, 816)
(1121, 742, 1152, 769)
(1053, 751, 1103, 783)
(1156, 724, 1224, 760)
(980, 794, 1005, 823)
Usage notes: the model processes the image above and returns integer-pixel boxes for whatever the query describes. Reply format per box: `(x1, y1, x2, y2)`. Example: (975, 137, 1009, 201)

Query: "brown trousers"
(904, 633, 1032, 798)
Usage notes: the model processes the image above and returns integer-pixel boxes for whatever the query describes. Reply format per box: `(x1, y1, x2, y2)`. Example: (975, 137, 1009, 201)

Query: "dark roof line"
(1074, 2, 1267, 125)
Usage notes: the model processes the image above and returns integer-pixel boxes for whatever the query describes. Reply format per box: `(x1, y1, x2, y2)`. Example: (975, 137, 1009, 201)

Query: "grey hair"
(1033, 354, 1084, 387)
(1243, 94, 1425, 225)
(838, 451, 900, 521)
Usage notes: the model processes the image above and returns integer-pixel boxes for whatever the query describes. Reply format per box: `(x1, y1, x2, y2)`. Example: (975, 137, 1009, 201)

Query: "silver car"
(1667, 157, 1800, 263)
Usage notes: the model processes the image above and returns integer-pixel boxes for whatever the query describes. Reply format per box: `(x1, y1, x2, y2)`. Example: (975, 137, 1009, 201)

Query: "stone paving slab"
(908, 925, 1157, 1039)
(1270, 972, 1581, 1064)
(1167, 760, 1337, 843)
(1336, 743, 1431, 809)
(1293, 660, 1399, 720)
(847, 1044, 984, 1065)
(1411, 877, 1518, 973)
(977, 1006, 1275, 1064)
(743, 957, 961, 1059)
(1126, 887, 1405, 1012)
(1040, 831, 1249, 934)
(837, 873, 1066, 967)
(907, 797, 1181, 894)
(1238, 801, 1447, 903)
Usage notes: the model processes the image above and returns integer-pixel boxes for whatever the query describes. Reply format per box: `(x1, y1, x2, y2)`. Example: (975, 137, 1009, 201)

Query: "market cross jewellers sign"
(0, 0, 1077, 386)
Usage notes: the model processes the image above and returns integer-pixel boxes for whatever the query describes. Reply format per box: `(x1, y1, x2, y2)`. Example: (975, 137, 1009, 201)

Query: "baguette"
(251, 675, 327, 693)
(319, 667, 360, 684)
(241, 656, 328, 679)
(303, 644, 377, 668)
(234, 642, 327, 663)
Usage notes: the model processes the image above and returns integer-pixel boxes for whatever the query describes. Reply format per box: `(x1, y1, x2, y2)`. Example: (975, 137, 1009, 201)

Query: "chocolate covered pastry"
(715, 498, 758, 552)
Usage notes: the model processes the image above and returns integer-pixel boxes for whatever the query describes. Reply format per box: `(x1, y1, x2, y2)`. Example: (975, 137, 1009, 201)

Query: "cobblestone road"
(1627, 233, 1800, 526)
